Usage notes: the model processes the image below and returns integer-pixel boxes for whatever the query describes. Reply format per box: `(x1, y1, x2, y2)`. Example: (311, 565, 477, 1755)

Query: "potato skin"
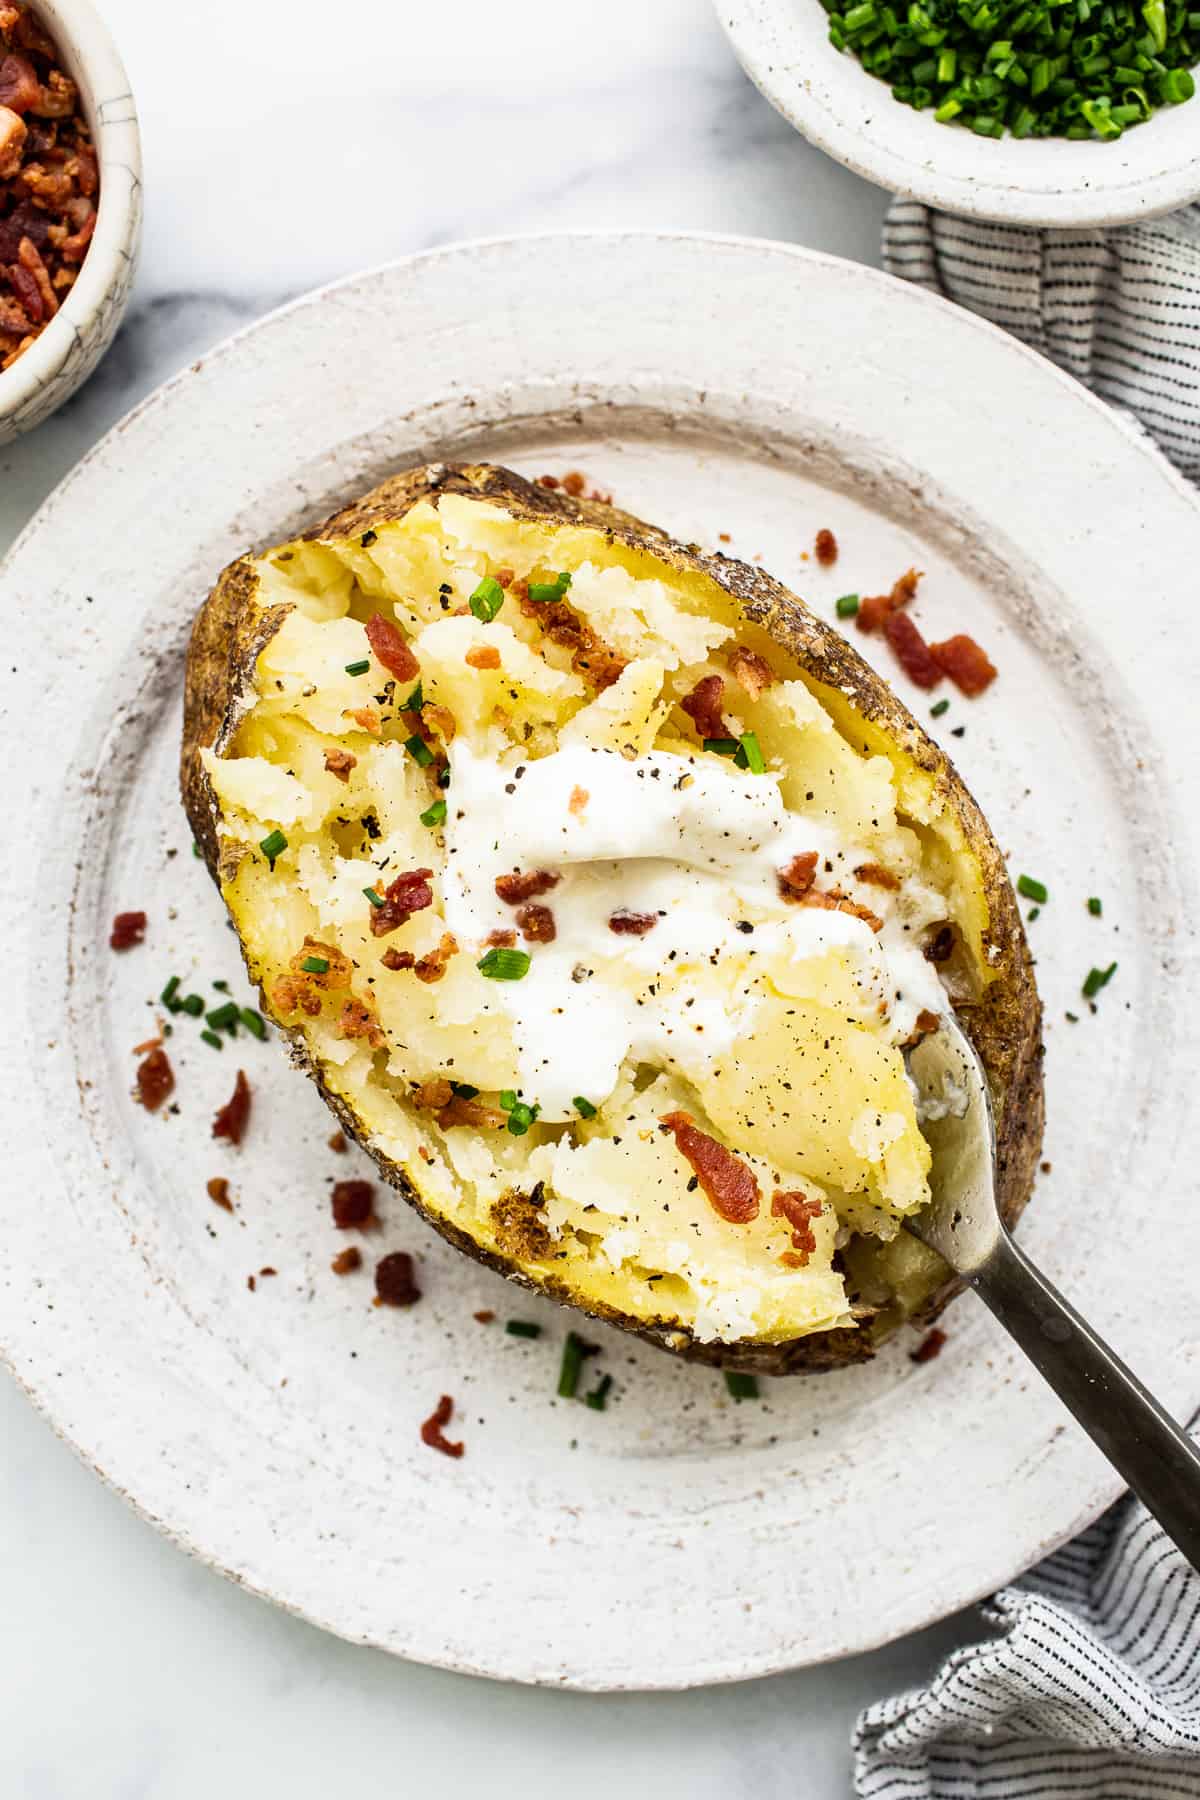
(182, 461, 1044, 1374)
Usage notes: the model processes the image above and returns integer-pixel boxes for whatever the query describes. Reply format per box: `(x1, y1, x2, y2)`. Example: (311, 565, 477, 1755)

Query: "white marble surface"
(0, 3, 984, 1795)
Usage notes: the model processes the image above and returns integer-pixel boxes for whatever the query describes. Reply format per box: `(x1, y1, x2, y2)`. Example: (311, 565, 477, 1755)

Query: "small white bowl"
(0, 0, 142, 445)
(719, 0, 1200, 225)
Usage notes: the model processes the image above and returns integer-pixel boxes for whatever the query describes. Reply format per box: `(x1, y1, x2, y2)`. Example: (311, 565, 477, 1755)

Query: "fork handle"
(974, 1229, 1200, 1571)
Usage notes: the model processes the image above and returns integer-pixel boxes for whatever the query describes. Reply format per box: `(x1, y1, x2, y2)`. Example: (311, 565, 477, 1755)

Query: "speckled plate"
(3, 232, 1200, 1690)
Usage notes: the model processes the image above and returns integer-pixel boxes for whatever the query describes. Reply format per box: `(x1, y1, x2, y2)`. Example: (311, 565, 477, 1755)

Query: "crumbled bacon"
(854, 862, 900, 890)
(286, 938, 353, 1002)
(466, 644, 501, 671)
(608, 909, 656, 936)
(517, 589, 628, 691)
(0, 50, 39, 112)
(374, 1250, 421, 1307)
(331, 1246, 361, 1275)
(537, 473, 560, 489)
(328, 1130, 348, 1153)
(109, 910, 147, 951)
(212, 1070, 251, 1146)
(915, 1008, 940, 1035)
(438, 1093, 506, 1130)
(369, 868, 434, 938)
(414, 1078, 454, 1112)
(568, 786, 588, 818)
(802, 888, 884, 932)
(331, 1179, 375, 1228)
(272, 975, 322, 1018)
(494, 566, 514, 588)
(929, 634, 997, 697)
(323, 748, 356, 783)
(342, 706, 382, 736)
(485, 928, 517, 949)
(424, 702, 456, 744)
(778, 852, 819, 900)
(924, 923, 956, 964)
(207, 1177, 233, 1212)
(814, 528, 838, 567)
(131, 1033, 163, 1057)
(414, 933, 458, 983)
(910, 1327, 947, 1365)
(771, 1191, 824, 1264)
(382, 948, 414, 971)
(659, 1111, 760, 1224)
(727, 646, 775, 700)
(420, 1394, 464, 1458)
(495, 868, 560, 904)
(884, 611, 942, 690)
(134, 1046, 174, 1113)
(364, 612, 418, 682)
(680, 674, 727, 741)
(335, 994, 385, 1047)
(562, 470, 586, 496)
(474, 1308, 495, 1324)
(516, 903, 556, 944)
(857, 567, 922, 635)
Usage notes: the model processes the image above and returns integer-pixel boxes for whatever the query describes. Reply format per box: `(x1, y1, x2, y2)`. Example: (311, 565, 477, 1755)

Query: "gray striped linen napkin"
(853, 199, 1200, 1798)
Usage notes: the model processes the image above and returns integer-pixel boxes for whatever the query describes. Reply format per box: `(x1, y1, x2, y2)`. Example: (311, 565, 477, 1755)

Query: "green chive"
(301, 956, 329, 975)
(420, 798, 447, 828)
(405, 734, 434, 768)
(573, 1096, 598, 1119)
(1143, 0, 1167, 48)
(1017, 874, 1048, 904)
(200, 1029, 224, 1051)
(1028, 906, 1041, 921)
(192, 841, 203, 858)
(734, 732, 766, 775)
(344, 659, 371, 676)
(505, 1319, 542, 1339)
(363, 886, 384, 909)
(1087, 896, 1102, 916)
(724, 1372, 759, 1401)
(558, 1330, 595, 1398)
(477, 947, 531, 980)
(527, 578, 570, 604)
(498, 1089, 518, 1111)
(930, 698, 951, 718)
(836, 593, 860, 618)
(585, 1374, 614, 1412)
(1082, 961, 1117, 998)
(206, 1001, 240, 1032)
(180, 994, 205, 1017)
(239, 1008, 267, 1039)
(702, 738, 740, 758)
(160, 976, 182, 1013)
(469, 576, 504, 623)
(401, 681, 424, 713)
(259, 829, 287, 867)
(506, 1101, 539, 1137)
(212, 980, 230, 993)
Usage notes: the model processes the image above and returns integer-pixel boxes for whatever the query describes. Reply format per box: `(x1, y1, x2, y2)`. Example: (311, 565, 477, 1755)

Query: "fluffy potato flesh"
(197, 487, 999, 1352)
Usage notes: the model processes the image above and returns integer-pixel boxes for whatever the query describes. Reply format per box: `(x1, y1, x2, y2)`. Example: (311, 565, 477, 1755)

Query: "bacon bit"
(131, 1033, 163, 1057)
(854, 861, 900, 890)
(466, 644, 501, 671)
(857, 567, 922, 634)
(562, 470, 586, 496)
(382, 948, 415, 971)
(420, 1394, 464, 1459)
(910, 1327, 947, 1365)
(802, 888, 884, 932)
(259, 1266, 277, 1278)
(374, 1250, 421, 1307)
(272, 975, 322, 1018)
(814, 528, 838, 567)
(364, 612, 418, 682)
(212, 1070, 251, 1147)
(342, 706, 382, 736)
(109, 910, 147, 951)
(778, 852, 820, 901)
(424, 702, 456, 745)
(247, 1275, 256, 1292)
(727, 646, 775, 700)
(494, 566, 514, 589)
(915, 1008, 940, 1035)
(718, 532, 731, 543)
(331, 1246, 361, 1275)
(331, 1179, 375, 1229)
(884, 611, 943, 690)
(336, 994, 385, 1048)
(608, 909, 657, 936)
(474, 1309, 496, 1323)
(568, 785, 588, 818)
(516, 903, 556, 944)
(659, 1111, 760, 1224)
(414, 1078, 454, 1112)
(924, 923, 956, 964)
(369, 868, 434, 938)
(930, 634, 997, 697)
(518, 589, 628, 691)
(207, 1177, 233, 1212)
(135, 1046, 174, 1113)
(537, 473, 560, 489)
(779, 1252, 809, 1270)
(680, 673, 727, 741)
(414, 932, 458, 983)
(0, 50, 39, 112)
(438, 1093, 507, 1130)
(328, 1130, 348, 1153)
(289, 937, 353, 991)
(485, 928, 517, 949)
(495, 868, 560, 904)
(324, 748, 356, 783)
(17, 233, 54, 316)
(771, 1191, 824, 1263)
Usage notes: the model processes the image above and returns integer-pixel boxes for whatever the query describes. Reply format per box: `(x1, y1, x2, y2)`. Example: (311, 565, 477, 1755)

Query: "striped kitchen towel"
(883, 199, 1200, 482)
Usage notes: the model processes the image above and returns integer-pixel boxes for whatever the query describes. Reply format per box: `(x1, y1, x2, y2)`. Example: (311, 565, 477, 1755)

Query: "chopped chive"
(557, 1330, 596, 1398)
(469, 576, 504, 623)
(527, 573, 572, 604)
(200, 1029, 224, 1051)
(1017, 874, 1048, 904)
(363, 886, 384, 909)
(477, 947, 531, 980)
(301, 955, 330, 974)
(192, 841, 203, 858)
(450, 1081, 479, 1099)
(724, 1371, 759, 1401)
(1065, 1010, 1080, 1022)
(505, 1319, 542, 1339)
(506, 1101, 539, 1137)
(401, 681, 424, 712)
(180, 994, 205, 1017)
(239, 1008, 267, 1039)
(1028, 906, 1041, 921)
(836, 593, 860, 618)
(1082, 961, 1117, 998)
(405, 734, 434, 768)
(212, 979, 230, 993)
(585, 1374, 614, 1411)
(573, 1095, 598, 1119)
(498, 1089, 518, 1112)
(734, 732, 766, 775)
(160, 975, 182, 1012)
(206, 1001, 240, 1032)
(702, 737, 740, 758)
(420, 798, 447, 828)
(930, 698, 951, 718)
(259, 829, 287, 868)
(437, 765, 451, 789)
(344, 659, 371, 676)
(1087, 896, 1103, 916)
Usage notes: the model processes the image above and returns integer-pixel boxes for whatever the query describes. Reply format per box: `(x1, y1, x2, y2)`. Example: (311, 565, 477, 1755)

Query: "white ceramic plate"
(3, 232, 1200, 1690)
(719, 0, 1200, 225)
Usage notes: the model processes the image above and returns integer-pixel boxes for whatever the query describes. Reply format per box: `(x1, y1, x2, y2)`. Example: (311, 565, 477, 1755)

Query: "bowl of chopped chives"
(718, 0, 1200, 223)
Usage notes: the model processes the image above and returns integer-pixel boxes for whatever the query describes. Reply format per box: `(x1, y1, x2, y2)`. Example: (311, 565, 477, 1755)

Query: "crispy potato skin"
(181, 461, 1044, 1375)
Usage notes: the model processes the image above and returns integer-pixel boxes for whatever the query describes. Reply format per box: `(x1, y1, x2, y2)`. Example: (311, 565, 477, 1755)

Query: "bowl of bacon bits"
(0, 0, 141, 443)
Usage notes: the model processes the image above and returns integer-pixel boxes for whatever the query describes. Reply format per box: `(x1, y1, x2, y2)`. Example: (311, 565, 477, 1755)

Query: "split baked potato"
(181, 462, 1043, 1373)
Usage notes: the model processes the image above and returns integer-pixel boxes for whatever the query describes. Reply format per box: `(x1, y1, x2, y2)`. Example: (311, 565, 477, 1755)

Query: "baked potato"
(181, 461, 1043, 1373)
